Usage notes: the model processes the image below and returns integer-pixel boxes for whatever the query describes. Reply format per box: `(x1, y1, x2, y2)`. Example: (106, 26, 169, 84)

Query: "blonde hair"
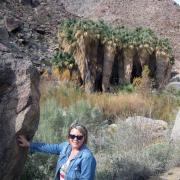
(68, 122, 88, 144)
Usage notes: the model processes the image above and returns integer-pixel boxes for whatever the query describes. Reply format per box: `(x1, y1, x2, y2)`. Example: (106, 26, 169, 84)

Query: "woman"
(18, 122, 96, 180)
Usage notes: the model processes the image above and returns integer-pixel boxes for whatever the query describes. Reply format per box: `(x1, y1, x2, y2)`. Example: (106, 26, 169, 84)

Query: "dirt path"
(150, 167, 180, 180)
(160, 167, 180, 180)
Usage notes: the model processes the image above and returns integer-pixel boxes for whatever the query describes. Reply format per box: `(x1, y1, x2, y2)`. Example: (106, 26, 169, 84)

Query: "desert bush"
(67, 100, 103, 130)
(165, 142, 180, 168)
(108, 158, 152, 180)
(36, 98, 66, 142)
(21, 153, 56, 180)
(95, 121, 176, 180)
(151, 93, 179, 121)
(133, 65, 153, 93)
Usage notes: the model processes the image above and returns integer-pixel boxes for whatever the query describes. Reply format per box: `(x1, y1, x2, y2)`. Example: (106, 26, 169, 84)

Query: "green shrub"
(36, 98, 66, 142)
(21, 154, 56, 180)
(67, 100, 103, 130)
(118, 83, 134, 93)
(51, 50, 75, 69)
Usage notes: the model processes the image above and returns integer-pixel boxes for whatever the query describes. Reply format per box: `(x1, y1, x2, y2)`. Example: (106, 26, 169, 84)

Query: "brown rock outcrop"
(0, 52, 40, 180)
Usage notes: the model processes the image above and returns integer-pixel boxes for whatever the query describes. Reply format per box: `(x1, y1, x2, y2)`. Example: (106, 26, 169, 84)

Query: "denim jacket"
(30, 141, 96, 180)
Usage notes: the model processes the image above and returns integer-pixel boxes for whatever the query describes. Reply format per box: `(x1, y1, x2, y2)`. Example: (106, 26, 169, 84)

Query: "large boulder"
(125, 116, 168, 139)
(171, 109, 180, 143)
(0, 51, 40, 180)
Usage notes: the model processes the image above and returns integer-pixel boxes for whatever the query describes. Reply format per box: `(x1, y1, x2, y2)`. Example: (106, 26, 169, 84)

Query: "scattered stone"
(4, 17, 21, 32)
(19, 0, 40, 7)
(35, 27, 46, 35)
(19, 0, 32, 5)
(0, 27, 9, 42)
(0, 43, 9, 52)
(107, 124, 118, 134)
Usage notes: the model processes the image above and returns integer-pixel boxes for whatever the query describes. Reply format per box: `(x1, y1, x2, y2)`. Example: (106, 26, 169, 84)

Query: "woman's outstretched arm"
(17, 135, 66, 155)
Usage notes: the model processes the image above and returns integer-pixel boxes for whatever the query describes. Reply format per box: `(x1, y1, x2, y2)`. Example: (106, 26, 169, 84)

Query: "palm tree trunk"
(74, 35, 86, 84)
(117, 48, 124, 84)
(74, 35, 99, 93)
(102, 42, 116, 92)
(123, 47, 135, 83)
(155, 51, 171, 89)
(138, 48, 150, 68)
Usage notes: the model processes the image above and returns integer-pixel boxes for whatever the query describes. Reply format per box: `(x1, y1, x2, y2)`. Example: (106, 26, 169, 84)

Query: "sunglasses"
(69, 134, 84, 141)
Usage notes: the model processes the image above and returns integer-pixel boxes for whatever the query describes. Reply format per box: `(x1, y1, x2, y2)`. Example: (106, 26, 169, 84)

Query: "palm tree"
(102, 41, 116, 92)
(155, 39, 172, 89)
(135, 27, 156, 68)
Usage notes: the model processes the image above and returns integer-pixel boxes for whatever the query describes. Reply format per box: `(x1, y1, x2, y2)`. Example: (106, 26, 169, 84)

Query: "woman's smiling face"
(68, 128, 84, 150)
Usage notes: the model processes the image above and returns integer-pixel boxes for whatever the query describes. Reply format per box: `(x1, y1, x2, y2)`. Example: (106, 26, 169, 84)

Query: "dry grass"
(40, 79, 179, 121)
(87, 92, 153, 119)
(40, 80, 85, 107)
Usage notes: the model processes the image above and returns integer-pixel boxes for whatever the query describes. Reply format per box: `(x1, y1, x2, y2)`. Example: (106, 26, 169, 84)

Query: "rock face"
(171, 109, 180, 143)
(0, 51, 40, 180)
(0, 0, 78, 73)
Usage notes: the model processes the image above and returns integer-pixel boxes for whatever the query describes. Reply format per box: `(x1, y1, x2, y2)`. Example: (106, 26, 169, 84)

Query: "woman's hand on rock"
(17, 135, 30, 148)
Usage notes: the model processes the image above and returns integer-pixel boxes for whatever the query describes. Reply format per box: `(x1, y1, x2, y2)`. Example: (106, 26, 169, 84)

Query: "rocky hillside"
(61, 0, 180, 73)
(0, 0, 78, 67)
(0, 0, 179, 73)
